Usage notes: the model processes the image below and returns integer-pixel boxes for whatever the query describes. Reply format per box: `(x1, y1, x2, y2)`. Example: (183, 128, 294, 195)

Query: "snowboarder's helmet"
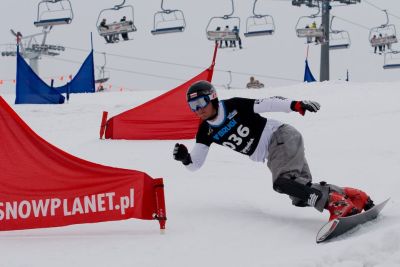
(186, 80, 218, 111)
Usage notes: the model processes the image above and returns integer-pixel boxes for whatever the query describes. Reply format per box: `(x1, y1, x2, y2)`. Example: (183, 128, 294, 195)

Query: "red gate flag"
(0, 97, 166, 231)
(102, 44, 218, 140)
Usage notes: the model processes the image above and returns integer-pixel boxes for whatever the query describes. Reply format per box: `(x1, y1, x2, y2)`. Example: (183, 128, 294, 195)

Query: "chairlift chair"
(96, 0, 137, 43)
(1, 44, 17, 57)
(244, 0, 275, 37)
(295, 16, 324, 39)
(369, 25, 398, 48)
(369, 10, 398, 48)
(34, 0, 73, 27)
(295, 5, 324, 41)
(383, 50, 400, 69)
(206, 0, 241, 42)
(329, 31, 351, 49)
(151, 0, 186, 35)
(95, 53, 110, 84)
(329, 16, 350, 50)
(206, 17, 241, 41)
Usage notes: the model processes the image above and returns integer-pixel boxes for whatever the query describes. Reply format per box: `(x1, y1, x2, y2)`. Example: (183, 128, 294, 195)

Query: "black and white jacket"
(186, 97, 293, 171)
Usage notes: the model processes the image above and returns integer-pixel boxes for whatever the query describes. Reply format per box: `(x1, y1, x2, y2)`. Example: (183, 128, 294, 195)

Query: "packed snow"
(1, 80, 400, 267)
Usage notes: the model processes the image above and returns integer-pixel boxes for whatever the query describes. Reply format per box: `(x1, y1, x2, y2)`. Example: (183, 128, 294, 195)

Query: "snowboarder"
(173, 80, 375, 221)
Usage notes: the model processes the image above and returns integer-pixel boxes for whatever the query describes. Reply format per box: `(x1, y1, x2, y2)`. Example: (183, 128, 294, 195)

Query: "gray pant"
(267, 124, 330, 212)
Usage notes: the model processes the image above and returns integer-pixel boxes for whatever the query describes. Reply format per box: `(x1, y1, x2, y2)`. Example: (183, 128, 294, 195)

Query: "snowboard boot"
(343, 187, 375, 211)
(325, 191, 360, 221)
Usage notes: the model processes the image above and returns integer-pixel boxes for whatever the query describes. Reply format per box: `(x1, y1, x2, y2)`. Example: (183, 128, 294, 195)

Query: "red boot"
(326, 191, 360, 221)
(343, 187, 374, 211)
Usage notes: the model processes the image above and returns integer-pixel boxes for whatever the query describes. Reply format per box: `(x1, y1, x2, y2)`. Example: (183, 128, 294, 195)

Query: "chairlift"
(1, 44, 17, 57)
(34, 0, 73, 27)
(223, 71, 233, 90)
(295, 5, 324, 41)
(151, 0, 186, 35)
(95, 52, 110, 84)
(96, 0, 137, 44)
(206, 0, 241, 42)
(369, 10, 398, 48)
(329, 16, 350, 50)
(383, 50, 400, 69)
(244, 0, 275, 37)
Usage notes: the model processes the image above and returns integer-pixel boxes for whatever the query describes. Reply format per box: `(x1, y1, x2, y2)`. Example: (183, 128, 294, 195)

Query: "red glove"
(291, 101, 320, 116)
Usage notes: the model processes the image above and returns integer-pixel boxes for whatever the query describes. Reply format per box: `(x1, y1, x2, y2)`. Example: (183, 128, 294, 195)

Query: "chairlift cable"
(363, 0, 400, 21)
(64, 45, 208, 69)
(225, 70, 300, 82)
(47, 56, 189, 82)
(46, 45, 302, 83)
(333, 16, 370, 31)
(363, 0, 384, 12)
(48, 53, 301, 83)
(386, 12, 400, 21)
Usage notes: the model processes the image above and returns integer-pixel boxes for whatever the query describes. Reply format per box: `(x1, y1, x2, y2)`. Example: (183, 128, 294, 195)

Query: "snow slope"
(1, 80, 400, 267)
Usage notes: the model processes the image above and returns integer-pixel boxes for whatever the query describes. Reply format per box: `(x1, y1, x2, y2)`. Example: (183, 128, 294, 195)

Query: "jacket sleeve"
(253, 96, 293, 113)
(185, 143, 210, 171)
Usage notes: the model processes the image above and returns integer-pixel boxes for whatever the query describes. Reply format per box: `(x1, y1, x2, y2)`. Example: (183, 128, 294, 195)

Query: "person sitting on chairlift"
(371, 35, 378, 54)
(100, 19, 114, 43)
(305, 25, 312, 44)
(222, 25, 230, 48)
(384, 33, 391, 50)
(120, 16, 129, 41)
(315, 24, 323, 44)
(233, 26, 242, 49)
(215, 27, 222, 47)
(378, 33, 384, 54)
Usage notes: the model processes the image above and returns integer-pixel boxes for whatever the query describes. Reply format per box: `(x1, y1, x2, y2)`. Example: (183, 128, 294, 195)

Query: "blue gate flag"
(57, 50, 95, 94)
(304, 59, 317, 82)
(15, 52, 65, 104)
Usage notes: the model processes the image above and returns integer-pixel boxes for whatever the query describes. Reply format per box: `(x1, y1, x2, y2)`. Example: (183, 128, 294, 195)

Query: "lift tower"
(1, 0, 72, 75)
(3, 27, 65, 75)
(292, 0, 361, 81)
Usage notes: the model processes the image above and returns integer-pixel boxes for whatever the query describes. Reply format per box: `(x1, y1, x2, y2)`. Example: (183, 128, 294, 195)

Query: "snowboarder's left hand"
(291, 100, 320, 116)
(173, 143, 192, 165)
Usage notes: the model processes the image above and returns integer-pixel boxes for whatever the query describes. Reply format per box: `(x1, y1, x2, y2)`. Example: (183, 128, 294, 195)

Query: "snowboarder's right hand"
(173, 143, 192, 165)
(291, 100, 320, 116)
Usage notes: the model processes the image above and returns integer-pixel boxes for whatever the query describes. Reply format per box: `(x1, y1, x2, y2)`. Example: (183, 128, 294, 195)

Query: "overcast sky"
(1, 0, 400, 91)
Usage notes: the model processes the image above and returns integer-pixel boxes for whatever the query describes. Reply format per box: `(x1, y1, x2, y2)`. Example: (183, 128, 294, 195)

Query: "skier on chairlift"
(120, 16, 129, 41)
(100, 18, 113, 43)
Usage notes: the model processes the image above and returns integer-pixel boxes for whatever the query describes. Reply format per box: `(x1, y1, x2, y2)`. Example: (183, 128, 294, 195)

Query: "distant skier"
(173, 80, 374, 221)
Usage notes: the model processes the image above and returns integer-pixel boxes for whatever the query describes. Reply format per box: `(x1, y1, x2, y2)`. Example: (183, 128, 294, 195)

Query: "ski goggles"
(188, 95, 211, 112)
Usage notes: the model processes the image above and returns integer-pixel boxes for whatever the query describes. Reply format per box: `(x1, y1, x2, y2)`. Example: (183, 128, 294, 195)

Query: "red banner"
(0, 97, 166, 231)
(103, 44, 218, 140)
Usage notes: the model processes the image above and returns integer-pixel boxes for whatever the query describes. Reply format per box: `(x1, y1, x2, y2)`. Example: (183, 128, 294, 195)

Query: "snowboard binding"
(326, 187, 374, 221)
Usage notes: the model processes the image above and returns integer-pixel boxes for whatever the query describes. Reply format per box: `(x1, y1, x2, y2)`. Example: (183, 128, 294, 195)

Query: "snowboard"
(316, 198, 390, 243)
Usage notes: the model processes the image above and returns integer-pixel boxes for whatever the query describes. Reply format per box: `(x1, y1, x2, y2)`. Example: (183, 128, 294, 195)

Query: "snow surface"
(1, 81, 400, 267)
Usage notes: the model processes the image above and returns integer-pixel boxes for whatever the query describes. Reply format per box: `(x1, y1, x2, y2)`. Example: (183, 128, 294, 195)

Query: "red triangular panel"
(105, 69, 213, 140)
(104, 44, 218, 140)
(0, 97, 166, 231)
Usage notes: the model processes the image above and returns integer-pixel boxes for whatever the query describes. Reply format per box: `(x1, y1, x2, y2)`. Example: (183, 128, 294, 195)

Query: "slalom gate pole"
(154, 178, 167, 234)
(99, 111, 108, 139)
